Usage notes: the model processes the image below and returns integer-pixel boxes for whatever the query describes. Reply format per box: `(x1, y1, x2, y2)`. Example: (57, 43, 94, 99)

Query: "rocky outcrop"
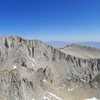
(0, 36, 100, 100)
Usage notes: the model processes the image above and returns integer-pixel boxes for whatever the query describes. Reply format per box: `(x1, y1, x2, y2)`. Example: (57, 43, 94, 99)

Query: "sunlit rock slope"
(0, 36, 100, 100)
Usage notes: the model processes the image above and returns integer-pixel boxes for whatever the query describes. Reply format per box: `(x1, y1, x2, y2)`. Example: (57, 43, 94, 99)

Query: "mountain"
(78, 42, 100, 49)
(0, 36, 100, 100)
(60, 43, 100, 59)
(46, 41, 100, 49)
(45, 41, 69, 48)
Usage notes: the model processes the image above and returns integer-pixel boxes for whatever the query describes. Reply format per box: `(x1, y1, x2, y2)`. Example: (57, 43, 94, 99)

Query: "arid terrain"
(0, 36, 100, 100)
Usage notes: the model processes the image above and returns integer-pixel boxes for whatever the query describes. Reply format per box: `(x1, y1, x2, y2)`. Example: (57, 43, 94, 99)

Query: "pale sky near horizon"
(0, 0, 100, 42)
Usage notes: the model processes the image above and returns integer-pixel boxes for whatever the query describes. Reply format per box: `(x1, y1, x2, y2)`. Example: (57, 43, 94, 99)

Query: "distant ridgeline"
(46, 41, 100, 49)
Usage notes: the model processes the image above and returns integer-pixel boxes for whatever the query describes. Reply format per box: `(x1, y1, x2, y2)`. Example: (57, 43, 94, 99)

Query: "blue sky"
(0, 0, 100, 41)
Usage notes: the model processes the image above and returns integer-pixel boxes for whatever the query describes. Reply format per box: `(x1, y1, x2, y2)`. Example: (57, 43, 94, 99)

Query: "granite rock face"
(0, 36, 100, 100)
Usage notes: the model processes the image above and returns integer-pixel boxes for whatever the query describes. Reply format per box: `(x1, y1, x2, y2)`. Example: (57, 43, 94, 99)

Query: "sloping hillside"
(60, 44, 100, 59)
(0, 36, 100, 100)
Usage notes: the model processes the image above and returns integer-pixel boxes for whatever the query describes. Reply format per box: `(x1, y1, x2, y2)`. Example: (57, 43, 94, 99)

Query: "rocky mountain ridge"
(0, 36, 100, 100)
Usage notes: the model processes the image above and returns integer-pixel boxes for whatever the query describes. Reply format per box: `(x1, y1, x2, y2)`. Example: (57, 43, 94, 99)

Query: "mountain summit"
(0, 36, 100, 100)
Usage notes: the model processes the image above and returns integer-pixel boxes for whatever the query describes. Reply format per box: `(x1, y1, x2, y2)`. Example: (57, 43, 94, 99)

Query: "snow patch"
(43, 96, 51, 100)
(68, 88, 72, 91)
(90, 55, 94, 59)
(32, 98, 35, 100)
(68, 87, 75, 92)
(83, 97, 99, 100)
(29, 58, 35, 62)
(48, 92, 62, 100)
(43, 79, 46, 82)
(13, 65, 17, 69)
(29, 58, 36, 67)
(31, 63, 35, 67)
(94, 86, 97, 88)
(68, 85, 78, 92)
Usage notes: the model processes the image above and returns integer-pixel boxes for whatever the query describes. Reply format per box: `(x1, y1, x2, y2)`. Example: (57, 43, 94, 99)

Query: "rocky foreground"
(0, 36, 100, 100)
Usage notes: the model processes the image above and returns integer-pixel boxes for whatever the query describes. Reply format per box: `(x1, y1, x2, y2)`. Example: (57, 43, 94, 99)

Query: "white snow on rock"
(29, 58, 35, 62)
(67, 86, 76, 92)
(13, 65, 17, 69)
(68, 88, 72, 91)
(28, 58, 36, 68)
(43, 78, 47, 83)
(48, 92, 62, 100)
(43, 96, 51, 100)
(83, 97, 100, 100)
(32, 98, 35, 100)
(90, 55, 94, 59)
(31, 63, 35, 67)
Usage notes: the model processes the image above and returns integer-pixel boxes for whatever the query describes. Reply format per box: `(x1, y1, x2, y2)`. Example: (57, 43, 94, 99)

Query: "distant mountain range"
(46, 41, 100, 48)
(78, 42, 100, 49)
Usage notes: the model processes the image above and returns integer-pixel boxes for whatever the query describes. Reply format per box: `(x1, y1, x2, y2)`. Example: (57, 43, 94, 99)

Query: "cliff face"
(0, 36, 100, 100)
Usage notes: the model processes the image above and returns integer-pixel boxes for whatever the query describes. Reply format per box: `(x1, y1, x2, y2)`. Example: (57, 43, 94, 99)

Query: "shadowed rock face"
(0, 36, 100, 100)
